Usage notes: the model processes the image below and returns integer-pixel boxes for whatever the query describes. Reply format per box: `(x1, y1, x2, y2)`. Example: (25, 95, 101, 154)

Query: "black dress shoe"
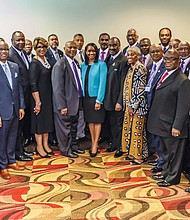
(185, 187, 190, 193)
(49, 140, 58, 146)
(61, 152, 78, 158)
(157, 180, 171, 187)
(106, 147, 117, 152)
(36, 149, 51, 158)
(151, 167, 163, 173)
(73, 149, 85, 154)
(89, 150, 98, 157)
(114, 150, 123, 158)
(15, 154, 33, 161)
(23, 139, 31, 147)
(152, 174, 165, 180)
(148, 161, 158, 166)
(23, 149, 34, 157)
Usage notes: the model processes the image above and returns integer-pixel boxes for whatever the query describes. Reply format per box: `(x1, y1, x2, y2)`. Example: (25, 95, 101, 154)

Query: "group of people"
(1, 27, 190, 192)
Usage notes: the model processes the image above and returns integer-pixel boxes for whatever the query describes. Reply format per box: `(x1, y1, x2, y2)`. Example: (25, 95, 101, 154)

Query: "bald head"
(178, 41, 190, 59)
(64, 41, 77, 59)
(126, 28, 138, 46)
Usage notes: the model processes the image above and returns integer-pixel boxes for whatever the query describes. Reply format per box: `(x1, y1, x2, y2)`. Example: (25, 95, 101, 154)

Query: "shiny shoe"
(157, 180, 172, 187)
(151, 167, 163, 173)
(106, 147, 117, 152)
(114, 150, 123, 158)
(36, 149, 51, 158)
(23, 149, 34, 157)
(185, 187, 190, 193)
(15, 154, 33, 161)
(44, 148, 55, 155)
(148, 161, 158, 166)
(72, 149, 85, 154)
(152, 174, 165, 181)
(61, 152, 78, 158)
(8, 163, 25, 170)
(0, 169, 11, 179)
(90, 151, 98, 157)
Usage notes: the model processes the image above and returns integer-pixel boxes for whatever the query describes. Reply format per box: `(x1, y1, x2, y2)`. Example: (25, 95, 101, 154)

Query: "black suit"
(8, 46, 31, 156)
(123, 42, 140, 56)
(147, 68, 190, 184)
(103, 52, 129, 149)
(46, 48, 63, 67)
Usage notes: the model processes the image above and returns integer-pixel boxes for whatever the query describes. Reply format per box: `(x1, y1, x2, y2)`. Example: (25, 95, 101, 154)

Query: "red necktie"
(156, 72, 169, 89)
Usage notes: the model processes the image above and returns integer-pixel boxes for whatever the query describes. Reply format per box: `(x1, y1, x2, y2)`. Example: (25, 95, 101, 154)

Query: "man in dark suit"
(46, 34, 64, 147)
(8, 31, 33, 161)
(104, 37, 129, 157)
(123, 28, 140, 56)
(140, 38, 152, 67)
(178, 41, 190, 77)
(24, 39, 34, 63)
(98, 33, 110, 62)
(147, 49, 190, 186)
(146, 44, 165, 172)
(51, 41, 85, 158)
(0, 41, 25, 179)
(159, 27, 172, 53)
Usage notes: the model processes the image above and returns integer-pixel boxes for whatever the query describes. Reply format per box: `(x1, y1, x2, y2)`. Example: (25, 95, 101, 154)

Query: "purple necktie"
(21, 52, 29, 69)
(180, 60, 185, 72)
(100, 51, 105, 61)
(72, 61, 82, 97)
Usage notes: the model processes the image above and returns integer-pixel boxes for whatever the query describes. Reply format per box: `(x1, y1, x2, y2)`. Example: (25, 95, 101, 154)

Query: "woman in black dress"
(81, 43, 107, 157)
(29, 37, 54, 158)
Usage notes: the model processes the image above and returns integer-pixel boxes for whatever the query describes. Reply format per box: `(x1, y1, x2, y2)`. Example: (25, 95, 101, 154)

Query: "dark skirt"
(83, 97, 105, 123)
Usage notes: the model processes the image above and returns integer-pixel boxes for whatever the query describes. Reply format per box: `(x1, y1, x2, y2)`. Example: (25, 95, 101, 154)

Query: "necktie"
(79, 50, 84, 62)
(180, 60, 185, 72)
(148, 63, 157, 86)
(156, 71, 169, 89)
(164, 47, 167, 53)
(109, 56, 114, 63)
(100, 51, 106, 61)
(20, 52, 29, 69)
(54, 51, 60, 61)
(3, 63, 12, 89)
(72, 61, 82, 96)
(141, 56, 146, 65)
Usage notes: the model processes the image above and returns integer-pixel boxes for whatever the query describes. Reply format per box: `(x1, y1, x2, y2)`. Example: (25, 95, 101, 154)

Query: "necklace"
(37, 56, 51, 69)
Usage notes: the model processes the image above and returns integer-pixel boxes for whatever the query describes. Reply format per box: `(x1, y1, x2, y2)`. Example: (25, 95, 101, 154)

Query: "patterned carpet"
(0, 143, 190, 220)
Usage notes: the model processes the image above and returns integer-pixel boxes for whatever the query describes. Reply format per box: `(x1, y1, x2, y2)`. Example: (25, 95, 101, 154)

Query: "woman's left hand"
(95, 102, 101, 111)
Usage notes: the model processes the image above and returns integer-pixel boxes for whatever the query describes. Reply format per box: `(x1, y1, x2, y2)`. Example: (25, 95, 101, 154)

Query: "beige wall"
(1, 0, 189, 50)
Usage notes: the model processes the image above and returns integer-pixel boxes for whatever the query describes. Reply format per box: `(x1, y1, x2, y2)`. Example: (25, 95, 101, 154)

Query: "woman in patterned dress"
(122, 47, 148, 164)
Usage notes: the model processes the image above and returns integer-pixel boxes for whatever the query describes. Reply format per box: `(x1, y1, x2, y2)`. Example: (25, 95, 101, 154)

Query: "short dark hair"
(159, 27, 172, 36)
(73, 33, 84, 39)
(48, 34, 58, 41)
(98, 33, 110, 41)
(11, 31, 24, 40)
(140, 38, 151, 44)
(84, 43, 99, 65)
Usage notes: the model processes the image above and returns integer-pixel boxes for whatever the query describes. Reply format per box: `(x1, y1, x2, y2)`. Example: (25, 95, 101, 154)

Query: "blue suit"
(81, 60, 107, 104)
(46, 48, 63, 67)
(0, 61, 25, 169)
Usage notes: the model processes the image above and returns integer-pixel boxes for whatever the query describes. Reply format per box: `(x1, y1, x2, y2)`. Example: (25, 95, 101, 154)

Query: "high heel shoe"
(36, 149, 51, 158)
(89, 149, 99, 157)
(44, 148, 55, 155)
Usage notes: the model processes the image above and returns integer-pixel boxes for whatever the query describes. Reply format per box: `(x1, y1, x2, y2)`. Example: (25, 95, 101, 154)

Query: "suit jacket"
(146, 60, 166, 108)
(46, 48, 63, 67)
(184, 61, 190, 77)
(147, 68, 190, 138)
(123, 42, 140, 56)
(74, 49, 85, 65)
(51, 55, 80, 116)
(81, 60, 107, 104)
(0, 61, 25, 120)
(104, 52, 129, 111)
(8, 46, 29, 88)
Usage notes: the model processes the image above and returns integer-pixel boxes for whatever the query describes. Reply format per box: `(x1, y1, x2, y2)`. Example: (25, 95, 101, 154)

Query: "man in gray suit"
(147, 49, 190, 186)
(51, 41, 85, 158)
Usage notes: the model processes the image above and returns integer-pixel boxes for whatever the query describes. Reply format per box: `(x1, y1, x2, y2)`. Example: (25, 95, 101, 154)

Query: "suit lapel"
(65, 58, 77, 89)
(7, 61, 16, 91)
(11, 46, 28, 68)
(159, 68, 179, 89)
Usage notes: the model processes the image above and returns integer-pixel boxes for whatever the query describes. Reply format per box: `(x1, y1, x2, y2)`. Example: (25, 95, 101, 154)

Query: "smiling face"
(178, 42, 190, 59)
(108, 38, 120, 56)
(35, 43, 47, 58)
(163, 50, 180, 71)
(86, 45, 96, 62)
(149, 44, 164, 62)
(127, 50, 139, 65)
(140, 39, 151, 55)
(98, 34, 110, 50)
(0, 41, 9, 63)
(64, 41, 77, 59)
(126, 29, 138, 46)
(159, 28, 171, 47)
(24, 39, 33, 55)
(12, 32, 25, 51)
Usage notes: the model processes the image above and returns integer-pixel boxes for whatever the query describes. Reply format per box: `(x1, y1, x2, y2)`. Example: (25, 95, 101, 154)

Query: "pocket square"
(15, 72, 18, 78)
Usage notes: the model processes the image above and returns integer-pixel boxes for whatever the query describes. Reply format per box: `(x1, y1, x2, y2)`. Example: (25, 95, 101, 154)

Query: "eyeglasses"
(36, 46, 47, 49)
(150, 50, 162, 53)
(0, 48, 9, 51)
(178, 47, 189, 51)
(163, 57, 179, 62)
